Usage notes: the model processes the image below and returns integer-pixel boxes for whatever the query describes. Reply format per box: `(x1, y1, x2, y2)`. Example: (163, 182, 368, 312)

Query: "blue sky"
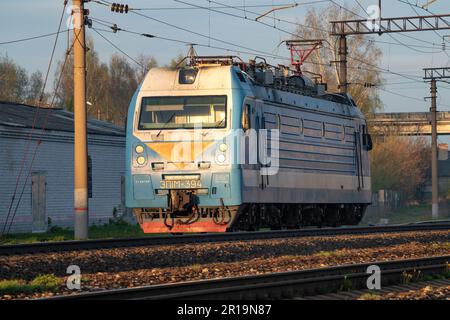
(1, 0, 450, 117)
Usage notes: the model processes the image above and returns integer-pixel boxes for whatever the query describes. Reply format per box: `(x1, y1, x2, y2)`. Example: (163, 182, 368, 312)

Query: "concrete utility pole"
(330, 10, 450, 94)
(73, 0, 89, 239)
(430, 79, 438, 219)
(330, 8, 450, 217)
(338, 35, 347, 94)
(424, 67, 450, 219)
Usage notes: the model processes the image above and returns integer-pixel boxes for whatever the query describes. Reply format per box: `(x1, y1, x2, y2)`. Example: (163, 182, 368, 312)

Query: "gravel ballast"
(0, 230, 449, 299)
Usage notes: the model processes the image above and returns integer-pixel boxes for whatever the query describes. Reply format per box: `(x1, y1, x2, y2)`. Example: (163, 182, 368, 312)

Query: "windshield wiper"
(202, 118, 226, 136)
(156, 112, 176, 137)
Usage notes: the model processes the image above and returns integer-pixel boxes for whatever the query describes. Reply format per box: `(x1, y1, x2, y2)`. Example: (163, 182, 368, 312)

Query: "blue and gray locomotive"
(125, 56, 372, 233)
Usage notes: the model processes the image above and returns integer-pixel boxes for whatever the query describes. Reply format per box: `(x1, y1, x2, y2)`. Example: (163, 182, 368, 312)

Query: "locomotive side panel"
(241, 99, 371, 204)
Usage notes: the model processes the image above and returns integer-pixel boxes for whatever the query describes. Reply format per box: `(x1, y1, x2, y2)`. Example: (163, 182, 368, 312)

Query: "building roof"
(0, 101, 124, 136)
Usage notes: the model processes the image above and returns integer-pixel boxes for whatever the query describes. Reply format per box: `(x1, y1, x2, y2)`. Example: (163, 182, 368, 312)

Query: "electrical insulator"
(111, 3, 129, 14)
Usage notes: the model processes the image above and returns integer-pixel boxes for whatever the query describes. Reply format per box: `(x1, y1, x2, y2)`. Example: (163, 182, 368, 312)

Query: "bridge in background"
(367, 112, 450, 135)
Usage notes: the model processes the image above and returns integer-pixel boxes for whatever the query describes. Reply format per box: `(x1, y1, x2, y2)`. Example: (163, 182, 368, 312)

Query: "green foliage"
(0, 274, 61, 295)
(30, 274, 61, 291)
(373, 204, 439, 224)
(0, 218, 155, 245)
(339, 276, 353, 291)
(0, 280, 28, 295)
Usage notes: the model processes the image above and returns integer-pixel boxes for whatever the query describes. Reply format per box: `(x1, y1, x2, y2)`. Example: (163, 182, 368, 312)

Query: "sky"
(1, 0, 450, 120)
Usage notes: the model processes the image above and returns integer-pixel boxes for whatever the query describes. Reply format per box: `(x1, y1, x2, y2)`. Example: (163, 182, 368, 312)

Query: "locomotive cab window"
(138, 95, 226, 130)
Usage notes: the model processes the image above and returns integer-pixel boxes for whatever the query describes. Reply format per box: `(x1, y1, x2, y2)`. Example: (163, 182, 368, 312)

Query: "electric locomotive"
(125, 55, 372, 233)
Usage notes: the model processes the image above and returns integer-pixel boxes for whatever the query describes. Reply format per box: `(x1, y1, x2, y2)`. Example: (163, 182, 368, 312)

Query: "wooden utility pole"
(73, 0, 88, 239)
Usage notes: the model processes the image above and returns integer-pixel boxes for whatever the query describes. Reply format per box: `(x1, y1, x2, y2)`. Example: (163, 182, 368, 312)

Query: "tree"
(53, 37, 158, 126)
(108, 54, 139, 126)
(26, 71, 48, 105)
(0, 56, 28, 103)
(0, 55, 49, 105)
(166, 53, 186, 69)
(294, 5, 383, 115)
(370, 136, 430, 200)
(135, 54, 158, 83)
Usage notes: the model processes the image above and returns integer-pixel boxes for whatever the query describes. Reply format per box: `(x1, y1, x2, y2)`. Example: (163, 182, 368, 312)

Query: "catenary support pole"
(338, 35, 347, 94)
(430, 79, 439, 219)
(73, 0, 89, 239)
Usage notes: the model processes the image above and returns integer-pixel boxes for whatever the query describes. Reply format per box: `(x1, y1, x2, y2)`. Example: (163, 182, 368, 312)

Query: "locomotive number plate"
(160, 179, 202, 189)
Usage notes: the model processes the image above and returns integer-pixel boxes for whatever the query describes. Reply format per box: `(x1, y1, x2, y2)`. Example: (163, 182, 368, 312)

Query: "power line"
(90, 17, 292, 61)
(93, 1, 441, 92)
(352, 0, 445, 54)
(181, 0, 428, 83)
(0, 29, 71, 45)
(92, 1, 428, 85)
(132, 2, 327, 11)
(91, 27, 144, 67)
(396, 0, 450, 59)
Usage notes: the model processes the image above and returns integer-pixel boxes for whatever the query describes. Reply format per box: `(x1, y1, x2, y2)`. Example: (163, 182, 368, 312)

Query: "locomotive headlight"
(219, 143, 228, 152)
(217, 153, 226, 163)
(136, 156, 146, 165)
(135, 145, 144, 154)
(179, 68, 198, 84)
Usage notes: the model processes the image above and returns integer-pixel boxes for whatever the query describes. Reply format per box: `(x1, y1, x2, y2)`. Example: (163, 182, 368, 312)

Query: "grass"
(316, 250, 346, 258)
(0, 218, 158, 245)
(339, 276, 353, 291)
(363, 203, 450, 225)
(387, 204, 436, 224)
(401, 270, 423, 284)
(188, 264, 202, 272)
(0, 274, 61, 295)
(358, 292, 381, 300)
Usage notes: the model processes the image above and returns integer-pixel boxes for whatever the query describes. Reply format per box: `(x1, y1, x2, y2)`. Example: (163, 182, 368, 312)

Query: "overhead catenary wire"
(396, 0, 450, 59)
(90, 17, 293, 61)
(91, 27, 144, 67)
(90, 15, 437, 107)
(94, 0, 311, 59)
(171, 0, 427, 84)
(89, 3, 428, 87)
(94, 1, 449, 104)
(90, 0, 434, 86)
(93, 0, 449, 86)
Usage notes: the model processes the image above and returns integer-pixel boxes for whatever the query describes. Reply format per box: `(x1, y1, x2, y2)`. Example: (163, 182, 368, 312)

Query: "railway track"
(46, 255, 450, 300)
(298, 278, 450, 300)
(1, 222, 450, 256)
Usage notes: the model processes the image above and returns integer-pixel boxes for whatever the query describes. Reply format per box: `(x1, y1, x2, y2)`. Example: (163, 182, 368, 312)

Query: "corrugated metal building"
(0, 101, 125, 233)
